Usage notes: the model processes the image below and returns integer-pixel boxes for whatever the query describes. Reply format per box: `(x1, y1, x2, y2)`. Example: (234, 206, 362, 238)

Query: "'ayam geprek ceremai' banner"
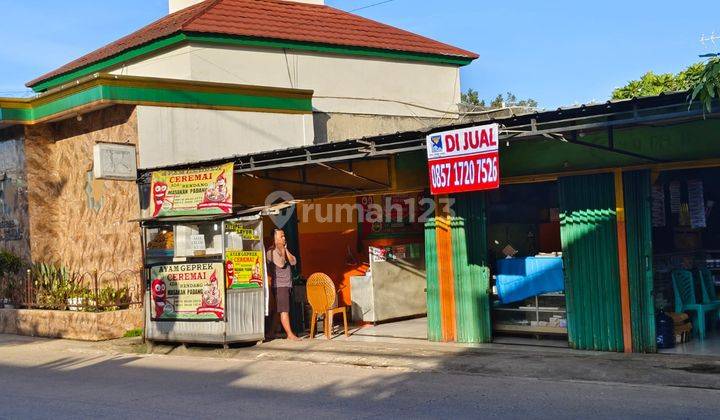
(150, 263, 225, 321)
(225, 250, 264, 289)
(426, 123, 500, 195)
(150, 163, 233, 217)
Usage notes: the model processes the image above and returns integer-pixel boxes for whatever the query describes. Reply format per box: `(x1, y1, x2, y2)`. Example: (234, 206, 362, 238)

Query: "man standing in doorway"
(267, 228, 300, 340)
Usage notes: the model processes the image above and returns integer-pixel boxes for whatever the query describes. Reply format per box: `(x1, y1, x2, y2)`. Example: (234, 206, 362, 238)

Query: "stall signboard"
(150, 263, 225, 321)
(426, 123, 500, 195)
(225, 220, 266, 289)
(150, 163, 234, 217)
(226, 250, 264, 289)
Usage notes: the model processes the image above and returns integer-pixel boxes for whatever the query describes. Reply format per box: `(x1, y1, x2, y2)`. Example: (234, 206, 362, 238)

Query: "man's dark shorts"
(273, 287, 291, 313)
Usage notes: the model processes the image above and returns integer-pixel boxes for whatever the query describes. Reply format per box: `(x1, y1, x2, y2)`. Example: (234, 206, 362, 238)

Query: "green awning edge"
(2, 74, 313, 125)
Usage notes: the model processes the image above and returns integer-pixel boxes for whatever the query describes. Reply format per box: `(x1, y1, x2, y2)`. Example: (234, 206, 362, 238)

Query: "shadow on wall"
(313, 111, 330, 144)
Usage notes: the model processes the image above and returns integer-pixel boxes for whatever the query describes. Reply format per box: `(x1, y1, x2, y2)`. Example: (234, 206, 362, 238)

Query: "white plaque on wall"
(93, 143, 137, 181)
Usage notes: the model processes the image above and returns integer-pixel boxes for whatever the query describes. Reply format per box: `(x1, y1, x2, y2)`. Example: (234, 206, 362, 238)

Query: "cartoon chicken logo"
(150, 279, 168, 318)
(198, 170, 232, 213)
(225, 260, 237, 288)
(250, 257, 263, 286)
(151, 181, 170, 217)
(197, 271, 224, 319)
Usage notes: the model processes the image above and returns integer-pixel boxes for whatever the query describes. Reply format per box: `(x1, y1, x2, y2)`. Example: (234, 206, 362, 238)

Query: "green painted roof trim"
(185, 33, 475, 66)
(31, 34, 188, 92)
(2, 82, 312, 124)
(30, 32, 475, 92)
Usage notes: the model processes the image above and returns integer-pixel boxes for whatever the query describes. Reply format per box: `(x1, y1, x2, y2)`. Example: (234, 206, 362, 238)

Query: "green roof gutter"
(29, 32, 476, 92)
(3, 74, 313, 125)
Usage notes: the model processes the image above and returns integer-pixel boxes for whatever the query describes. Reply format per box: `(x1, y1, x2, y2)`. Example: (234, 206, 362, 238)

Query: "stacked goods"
(148, 231, 174, 250)
(147, 231, 175, 257)
(669, 312, 692, 344)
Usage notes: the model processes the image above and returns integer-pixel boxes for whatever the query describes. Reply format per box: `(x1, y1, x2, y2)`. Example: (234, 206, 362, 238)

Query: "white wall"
(112, 44, 461, 118)
(136, 106, 314, 169)
(169, 0, 204, 14)
(169, 0, 324, 14)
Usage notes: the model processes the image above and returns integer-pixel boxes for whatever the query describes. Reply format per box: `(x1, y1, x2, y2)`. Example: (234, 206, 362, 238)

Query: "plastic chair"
(671, 270, 719, 340)
(698, 268, 720, 326)
(698, 268, 720, 305)
(306, 273, 349, 339)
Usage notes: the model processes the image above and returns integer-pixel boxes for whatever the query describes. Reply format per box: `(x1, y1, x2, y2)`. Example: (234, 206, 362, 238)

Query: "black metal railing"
(1, 269, 143, 312)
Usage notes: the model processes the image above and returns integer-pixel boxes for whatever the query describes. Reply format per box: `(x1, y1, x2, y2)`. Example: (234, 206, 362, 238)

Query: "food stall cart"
(142, 163, 267, 347)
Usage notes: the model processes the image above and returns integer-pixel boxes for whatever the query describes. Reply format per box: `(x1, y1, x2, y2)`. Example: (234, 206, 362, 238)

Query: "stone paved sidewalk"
(3, 333, 720, 390)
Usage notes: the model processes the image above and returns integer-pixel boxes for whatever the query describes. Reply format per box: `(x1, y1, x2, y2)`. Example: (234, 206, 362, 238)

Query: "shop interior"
(293, 193, 429, 340)
(652, 167, 720, 355)
(485, 182, 568, 347)
(236, 152, 432, 340)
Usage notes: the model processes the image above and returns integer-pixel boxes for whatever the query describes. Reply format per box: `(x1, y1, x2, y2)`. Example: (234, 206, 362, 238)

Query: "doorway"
(485, 181, 568, 347)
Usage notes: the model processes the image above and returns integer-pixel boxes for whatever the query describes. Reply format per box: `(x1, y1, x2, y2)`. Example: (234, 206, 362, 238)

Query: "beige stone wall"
(24, 106, 142, 277)
(0, 308, 143, 341)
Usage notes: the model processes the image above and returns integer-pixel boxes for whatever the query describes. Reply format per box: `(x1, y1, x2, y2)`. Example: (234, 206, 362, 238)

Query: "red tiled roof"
(28, 0, 478, 88)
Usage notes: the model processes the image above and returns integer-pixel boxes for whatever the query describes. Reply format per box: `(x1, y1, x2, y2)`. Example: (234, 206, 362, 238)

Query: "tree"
(461, 88, 485, 108)
(461, 89, 537, 110)
(612, 63, 705, 99)
(690, 57, 720, 114)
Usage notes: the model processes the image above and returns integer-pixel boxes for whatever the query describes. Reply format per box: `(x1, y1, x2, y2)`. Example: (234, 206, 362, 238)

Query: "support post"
(435, 196, 456, 342)
(614, 169, 633, 353)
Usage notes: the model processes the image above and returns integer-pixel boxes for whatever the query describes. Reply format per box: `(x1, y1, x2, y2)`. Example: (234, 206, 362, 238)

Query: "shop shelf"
(493, 323, 567, 335)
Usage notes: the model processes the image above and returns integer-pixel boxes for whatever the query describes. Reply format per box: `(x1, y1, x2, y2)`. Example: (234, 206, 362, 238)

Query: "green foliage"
(0, 250, 22, 277)
(97, 285, 131, 311)
(0, 250, 23, 304)
(461, 89, 538, 109)
(32, 263, 88, 310)
(689, 57, 720, 114)
(30, 263, 133, 311)
(490, 92, 538, 108)
(461, 88, 485, 107)
(123, 328, 143, 338)
(612, 63, 705, 99)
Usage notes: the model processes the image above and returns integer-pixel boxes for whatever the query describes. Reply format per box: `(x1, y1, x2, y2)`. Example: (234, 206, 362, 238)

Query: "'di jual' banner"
(150, 163, 234, 217)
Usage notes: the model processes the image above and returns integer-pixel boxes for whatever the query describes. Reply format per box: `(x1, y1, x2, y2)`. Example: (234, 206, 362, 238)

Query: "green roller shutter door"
(425, 218, 443, 342)
(451, 192, 491, 343)
(623, 170, 656, 353)
(559, 173, 624, 352)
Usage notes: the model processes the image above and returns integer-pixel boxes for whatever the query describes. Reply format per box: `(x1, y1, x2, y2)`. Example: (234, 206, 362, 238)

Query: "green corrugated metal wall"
(559, 173, 624, 352)
(454, 192, 488, 266)
(451, 193, 492, 343)
(425, 218, 443, 341)
(623, 171, 657, 353)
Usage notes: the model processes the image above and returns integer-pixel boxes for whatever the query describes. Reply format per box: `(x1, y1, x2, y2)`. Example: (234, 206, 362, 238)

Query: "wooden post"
(435, 196, 456, 342)
(614, 169, 633, 353)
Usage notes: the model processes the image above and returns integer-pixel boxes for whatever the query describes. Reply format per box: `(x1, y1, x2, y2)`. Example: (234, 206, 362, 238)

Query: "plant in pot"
(0, 250, 23, 309)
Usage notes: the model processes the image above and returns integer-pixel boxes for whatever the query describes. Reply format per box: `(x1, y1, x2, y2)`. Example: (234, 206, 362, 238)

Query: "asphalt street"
(0, 337, 718, 419)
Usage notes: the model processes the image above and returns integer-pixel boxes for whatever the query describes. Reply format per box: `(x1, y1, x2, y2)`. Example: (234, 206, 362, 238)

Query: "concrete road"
(0, 337, 718, 419)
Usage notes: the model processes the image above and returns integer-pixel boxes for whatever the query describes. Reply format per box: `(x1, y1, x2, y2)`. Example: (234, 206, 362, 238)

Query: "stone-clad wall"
(0, 308, 143, 341)
(24, 106, 143, 277)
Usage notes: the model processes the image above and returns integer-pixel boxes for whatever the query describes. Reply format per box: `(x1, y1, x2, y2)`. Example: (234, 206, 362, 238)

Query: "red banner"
(426, 124, 500, 195)
(428, 151, 500, 195)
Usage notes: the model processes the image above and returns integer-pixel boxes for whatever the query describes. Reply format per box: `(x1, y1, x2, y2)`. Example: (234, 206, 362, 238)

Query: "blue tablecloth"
(496, 257, 564, 304)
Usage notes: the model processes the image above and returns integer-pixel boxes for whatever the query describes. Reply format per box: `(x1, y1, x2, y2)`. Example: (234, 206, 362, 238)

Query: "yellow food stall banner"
(225, 224, 261, 240)
(150, 163, 234, 217)
(226, 250, 264, 289)
(150, 263, 225, 321)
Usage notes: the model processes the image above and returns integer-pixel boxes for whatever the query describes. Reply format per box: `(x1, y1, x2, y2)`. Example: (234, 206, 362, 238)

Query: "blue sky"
(1, 0, 718, 108)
